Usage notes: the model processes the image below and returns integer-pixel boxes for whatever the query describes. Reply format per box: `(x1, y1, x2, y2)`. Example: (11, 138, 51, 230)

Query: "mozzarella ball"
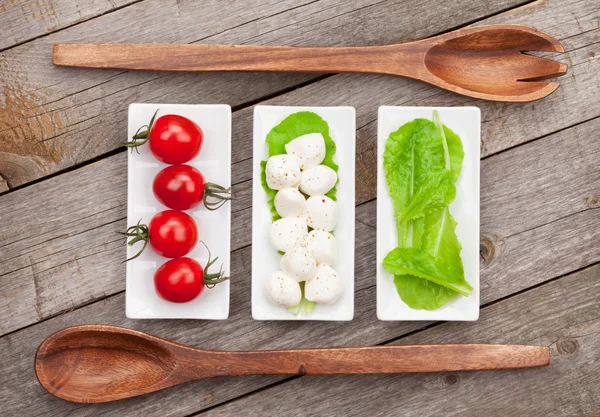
(265, 154, 301, 190)
(284, 133, 326, 169)
(304, 265, 342, 304)
(280, 247, 317, 282)
(269, 218, 308, 253)
(301, 195, 337, 231)
(274, 187, 305, 218)
(265, 271, 302, 308)
(302, 230, 337, 265)
(299, 165, 337, 196)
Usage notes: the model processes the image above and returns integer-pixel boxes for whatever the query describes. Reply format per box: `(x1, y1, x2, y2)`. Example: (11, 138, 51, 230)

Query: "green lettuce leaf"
(384, 208, 471, 296)
(384, 111, 469, 310)
(383, 118, 456, 224)
(394, 274, 458, 310)
(260, 111, 338, 222)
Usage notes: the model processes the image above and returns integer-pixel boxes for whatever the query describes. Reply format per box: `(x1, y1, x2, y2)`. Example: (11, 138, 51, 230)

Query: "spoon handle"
(202, 344, 549, 376)
(52, 43, 419, 75)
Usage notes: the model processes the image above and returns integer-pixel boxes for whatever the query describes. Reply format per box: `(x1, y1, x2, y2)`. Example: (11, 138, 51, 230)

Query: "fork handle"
(52, 43, 418, 75)
(195, 344, 550, 377)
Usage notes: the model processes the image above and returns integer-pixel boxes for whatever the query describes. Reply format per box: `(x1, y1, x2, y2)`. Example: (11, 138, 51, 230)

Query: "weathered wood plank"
(202, 263, 600, 417)
(1, 122, 599, 415)
(0, 0, 137, 52)
(0, 0, 530, 188)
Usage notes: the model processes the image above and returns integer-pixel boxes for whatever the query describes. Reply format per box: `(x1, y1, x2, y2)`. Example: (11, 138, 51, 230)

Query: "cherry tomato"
(153, 165, 232, 211)
(153, 245, 229, 303)
(123, 210, 197, 260)
(154, 258, 204, 303)
(148, 210, 197, 258)
(153, 165, 206, 210)
(128, 111, 203, 164)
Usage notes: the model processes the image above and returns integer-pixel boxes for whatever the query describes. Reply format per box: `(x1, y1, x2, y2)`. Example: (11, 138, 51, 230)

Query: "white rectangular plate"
(252, 105, 355, 320)
(126, 103, 231, 320)
(377, 106, 480, 321)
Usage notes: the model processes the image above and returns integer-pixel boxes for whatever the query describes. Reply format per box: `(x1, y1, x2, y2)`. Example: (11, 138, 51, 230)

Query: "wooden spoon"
(35, 325, 550, 403)
(52, 24, 566, 102)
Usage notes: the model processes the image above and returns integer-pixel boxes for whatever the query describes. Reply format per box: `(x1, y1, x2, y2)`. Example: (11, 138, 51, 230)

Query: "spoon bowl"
(36, 325, 550, 404)
(35, 326, 178, 403)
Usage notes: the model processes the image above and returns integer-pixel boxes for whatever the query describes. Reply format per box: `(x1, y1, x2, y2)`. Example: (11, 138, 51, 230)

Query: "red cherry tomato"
(153, 244, 229, 303)
(153, 165, 206, 210)
(154, 258, 204, 303)
(148, 210, 197, 258)
(123, 211, 198, 260)
(153, 165, 232, 211)
(128, 111, 203, 164)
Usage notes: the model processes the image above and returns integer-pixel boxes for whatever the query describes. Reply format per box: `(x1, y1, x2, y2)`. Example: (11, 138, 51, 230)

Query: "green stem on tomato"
(203, 182, 232, 211)
(118, 219, 149, 263)
(123, 109, 159, 149)
(200, 241, 229, 287)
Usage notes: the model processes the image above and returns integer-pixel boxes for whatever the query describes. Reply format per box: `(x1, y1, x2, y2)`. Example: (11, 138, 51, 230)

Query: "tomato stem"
(203, 182, 232, 211)
(123, 109, 159, 149)
(119, 219, 150, 262)
(200, 241, 229, 287)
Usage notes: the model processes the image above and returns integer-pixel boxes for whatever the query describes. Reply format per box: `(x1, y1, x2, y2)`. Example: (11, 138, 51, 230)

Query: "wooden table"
(0, 0, 598, 415)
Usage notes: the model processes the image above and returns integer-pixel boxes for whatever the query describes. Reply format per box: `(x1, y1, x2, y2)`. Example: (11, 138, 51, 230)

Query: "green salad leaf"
(383, 111, 470, 310)
(394, 274, 458, 310)
(383, 118, 456, 224)
(260, 111, 338, 221)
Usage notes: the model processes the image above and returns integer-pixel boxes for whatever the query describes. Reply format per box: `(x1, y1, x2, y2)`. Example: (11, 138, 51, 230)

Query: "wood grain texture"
(52, 25, 568, 102)
(35, 324, 548, 403)
(0, 0, 136, 51)
(1, 93, 599, 336)
(202, 263, 600, 417)
(0, 0, 530, 188)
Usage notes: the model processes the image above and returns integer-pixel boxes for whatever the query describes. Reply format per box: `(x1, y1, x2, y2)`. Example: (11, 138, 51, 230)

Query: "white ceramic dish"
(252, 106, 355, 321)
(126, 103, 231, 320)
(377, 106, 480, 321)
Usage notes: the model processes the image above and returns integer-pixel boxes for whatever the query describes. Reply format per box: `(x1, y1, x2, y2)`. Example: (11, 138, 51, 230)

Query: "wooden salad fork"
(52, 24, 567, 102)
(35, 325, 550, 403)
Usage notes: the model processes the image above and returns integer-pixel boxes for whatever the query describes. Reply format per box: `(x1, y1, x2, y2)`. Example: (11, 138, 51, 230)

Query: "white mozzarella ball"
(302, 230, 337, 265)
(280, 247, 317, 282)
(274, 187, 305, 218)
(265, 271, 302, 308)
(301, 195, 337, 231)
(304, 265, 342, 304)
(284, 133, 326, 169)
(299, 165, 337, 196)
(269, 218, 308, 253)
(265, 154, 301, 190)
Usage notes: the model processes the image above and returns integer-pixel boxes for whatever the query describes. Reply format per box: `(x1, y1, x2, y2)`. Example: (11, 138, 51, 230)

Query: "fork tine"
(517, 53, 568, 81)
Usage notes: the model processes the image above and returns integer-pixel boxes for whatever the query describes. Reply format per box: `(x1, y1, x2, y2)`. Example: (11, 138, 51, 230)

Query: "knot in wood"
(586, 194, 599, 208)
(444, 374, 459, 385)
(557, 338, 579, 355)
(479, 235, 496, 267)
